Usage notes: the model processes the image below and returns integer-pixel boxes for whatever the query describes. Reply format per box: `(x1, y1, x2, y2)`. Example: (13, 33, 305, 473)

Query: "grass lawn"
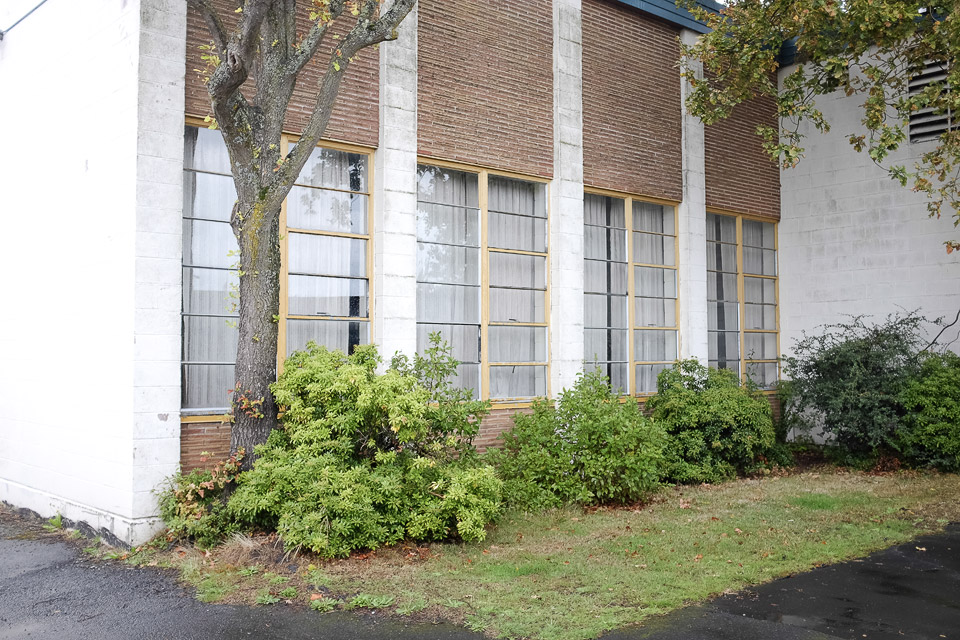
(112, 468, 960, 640)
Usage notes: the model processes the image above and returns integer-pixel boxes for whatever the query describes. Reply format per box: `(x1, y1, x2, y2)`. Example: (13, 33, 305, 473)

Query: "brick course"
(417, 0, 554, 177)
(185, 1, 379, 147)
(582, 0, 683, 201)
(180, 420, 232, 473)
(704, 95, 781, 219)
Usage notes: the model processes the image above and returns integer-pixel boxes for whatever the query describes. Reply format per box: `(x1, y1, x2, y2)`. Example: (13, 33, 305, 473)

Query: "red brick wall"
(704, 95, 781, 219)
(417, 0, 554, 177)
(582, 0, 683, 201)
(185, 2, 379, 147)
(180, 421, 232, 473)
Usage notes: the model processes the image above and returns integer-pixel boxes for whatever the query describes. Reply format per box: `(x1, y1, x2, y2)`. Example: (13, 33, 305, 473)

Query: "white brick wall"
(779, 63, 960, 357)
(373, 3, 418, 362)
(0, 0, 186, 544)
(550, 0, 586, 394)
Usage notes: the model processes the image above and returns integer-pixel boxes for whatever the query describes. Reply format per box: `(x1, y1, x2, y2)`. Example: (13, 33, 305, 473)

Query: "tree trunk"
(230, 201, 282, 470)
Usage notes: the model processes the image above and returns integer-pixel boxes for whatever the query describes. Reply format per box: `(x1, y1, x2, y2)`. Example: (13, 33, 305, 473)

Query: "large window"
(181, 125, 372, 412)
(707, 212, 779, 388)
(583, 192, 678, 394)
(416, 164, 549, 400)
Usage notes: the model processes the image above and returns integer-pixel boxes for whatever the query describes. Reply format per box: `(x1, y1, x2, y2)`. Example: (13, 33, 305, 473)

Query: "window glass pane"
(488, 176, 546, 218)
(633, 232, 675, 266)
(636, 363, 671, 394)
(746, 361, 779, 388)
(183, 126, 231, 174)
(285, 319, 369, 355)
(744, 332, 778, 360)
(489, 211, 547, 252)
(742, 220, 775, 249)
(706, 242, 738, 272)
(417, 283, 480, 324)
(744, 303, 777, 330)
(417, 323, 480, 364)
(584, 194, 626, 228)
(295, 147, 367, 192)
(417, 202, 480, 246)
(708, 272, 739, 302)
(584, 328, 628, 363)
(633, 201, 674, 235)
(635, 266, 677, 299)
(743, 277, 776, 305)
(489, 252, 546, 289)
(489, 365, 547, 399)
(417, 244, 480, 285)
(706, 213, 736, 242)
(709, 360, 740, 376)
(584, 225, 627, 262)
(287, 187, 367, 234)
(182, 364, 234, 410)
(709, 331, 740, 361)
(586, 361, 629, 393)
(743, 247, 777, 276)
(585, 260, 628, 295)
(182, 267, 238, 315)
(634, 330, 678, 361)
(288, 275, 368, 318)
(183, 171, 236, 221)
(635, 297, 676, 328)
(417, 165, 479, 208)
(182, 316, 238, 363)
(708, 302, 740, 331)
(183, 219, 237, 268)
(585, 293, 628, 329)
(289, 233, 367, 277)
(489, 326, 547, 362)
(489, 288, 545, 323)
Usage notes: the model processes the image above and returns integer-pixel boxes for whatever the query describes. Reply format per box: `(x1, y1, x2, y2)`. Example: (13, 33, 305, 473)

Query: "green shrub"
(647, 360, 776, 483)
(157, 452, 245, 548)
(782, 314, 924, 459)
(227, 336, 502, 557)
(487, 369, 666, 510)
(899, 351, 960, 471)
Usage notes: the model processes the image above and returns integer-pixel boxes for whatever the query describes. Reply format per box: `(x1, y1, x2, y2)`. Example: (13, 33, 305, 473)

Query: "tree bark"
(230, 200, 282, 469)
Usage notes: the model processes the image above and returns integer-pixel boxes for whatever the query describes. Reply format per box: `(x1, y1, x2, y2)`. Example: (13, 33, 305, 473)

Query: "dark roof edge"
(614, 0, 723, 34)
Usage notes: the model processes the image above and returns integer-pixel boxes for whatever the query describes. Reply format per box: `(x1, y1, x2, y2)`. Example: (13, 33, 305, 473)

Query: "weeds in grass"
(347, 594, 395, 609)
(237, 566, 260, 577)
(279, 586, 298, 599)
(255, 591, 281, 605)
(42, 513, 63, 532)
(310, 597, 340, 612)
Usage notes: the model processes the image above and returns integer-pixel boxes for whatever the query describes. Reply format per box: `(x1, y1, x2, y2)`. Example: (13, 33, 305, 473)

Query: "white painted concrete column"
(130, 0, 188, 536)
(549, 0, 585, 395)
(677, 29, 709, 363)
(373, 3, 418, 362)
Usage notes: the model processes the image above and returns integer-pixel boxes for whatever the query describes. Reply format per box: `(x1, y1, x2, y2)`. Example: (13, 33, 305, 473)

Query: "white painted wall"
(0, 0, 185, 544)
(778, 64, 960, 356)
(550, 0, 586, 394)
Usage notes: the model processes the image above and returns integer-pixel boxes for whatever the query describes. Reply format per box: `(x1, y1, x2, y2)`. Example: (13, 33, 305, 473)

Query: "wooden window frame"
(417, 157, 551, 406)
(584, 187, 680, 397)
(182, 117, 376, 416)
(707, 208, 781, 389)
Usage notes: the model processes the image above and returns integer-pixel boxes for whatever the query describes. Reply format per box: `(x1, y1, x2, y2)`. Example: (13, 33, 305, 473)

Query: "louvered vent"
(909, 60, 952, 143)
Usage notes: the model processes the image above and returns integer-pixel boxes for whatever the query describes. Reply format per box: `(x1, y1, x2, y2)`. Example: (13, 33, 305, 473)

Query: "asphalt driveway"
(1, 507, 957, 639)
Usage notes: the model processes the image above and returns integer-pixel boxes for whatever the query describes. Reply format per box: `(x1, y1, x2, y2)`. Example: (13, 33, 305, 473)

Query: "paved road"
(1, 508, 957, 639)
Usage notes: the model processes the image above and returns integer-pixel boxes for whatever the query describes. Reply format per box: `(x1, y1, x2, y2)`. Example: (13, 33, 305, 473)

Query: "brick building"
(2, 0, 955, 545)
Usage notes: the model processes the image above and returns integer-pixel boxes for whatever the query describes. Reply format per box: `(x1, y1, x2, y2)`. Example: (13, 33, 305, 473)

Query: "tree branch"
(207, 0, 273, 101)
(289, 0, 347, 74)
(187, 0, 229, 53)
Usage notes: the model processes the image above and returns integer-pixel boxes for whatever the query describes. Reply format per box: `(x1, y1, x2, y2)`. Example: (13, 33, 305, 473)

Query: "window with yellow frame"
(583, 190, 679, 395)
(416, 162, 550, 401)
(181, 124, 374, 413)
(706, 211, 779, 388)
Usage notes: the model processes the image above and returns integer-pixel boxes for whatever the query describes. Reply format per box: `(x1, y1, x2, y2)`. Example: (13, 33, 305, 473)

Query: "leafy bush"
(227, 336, 502, 557)
(782, 314, 925, 458)
(158, 451, 244, 548)
(647, 360, 776, 483)
(899, 351, 960, 471)
(487, 369, 666, 510)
